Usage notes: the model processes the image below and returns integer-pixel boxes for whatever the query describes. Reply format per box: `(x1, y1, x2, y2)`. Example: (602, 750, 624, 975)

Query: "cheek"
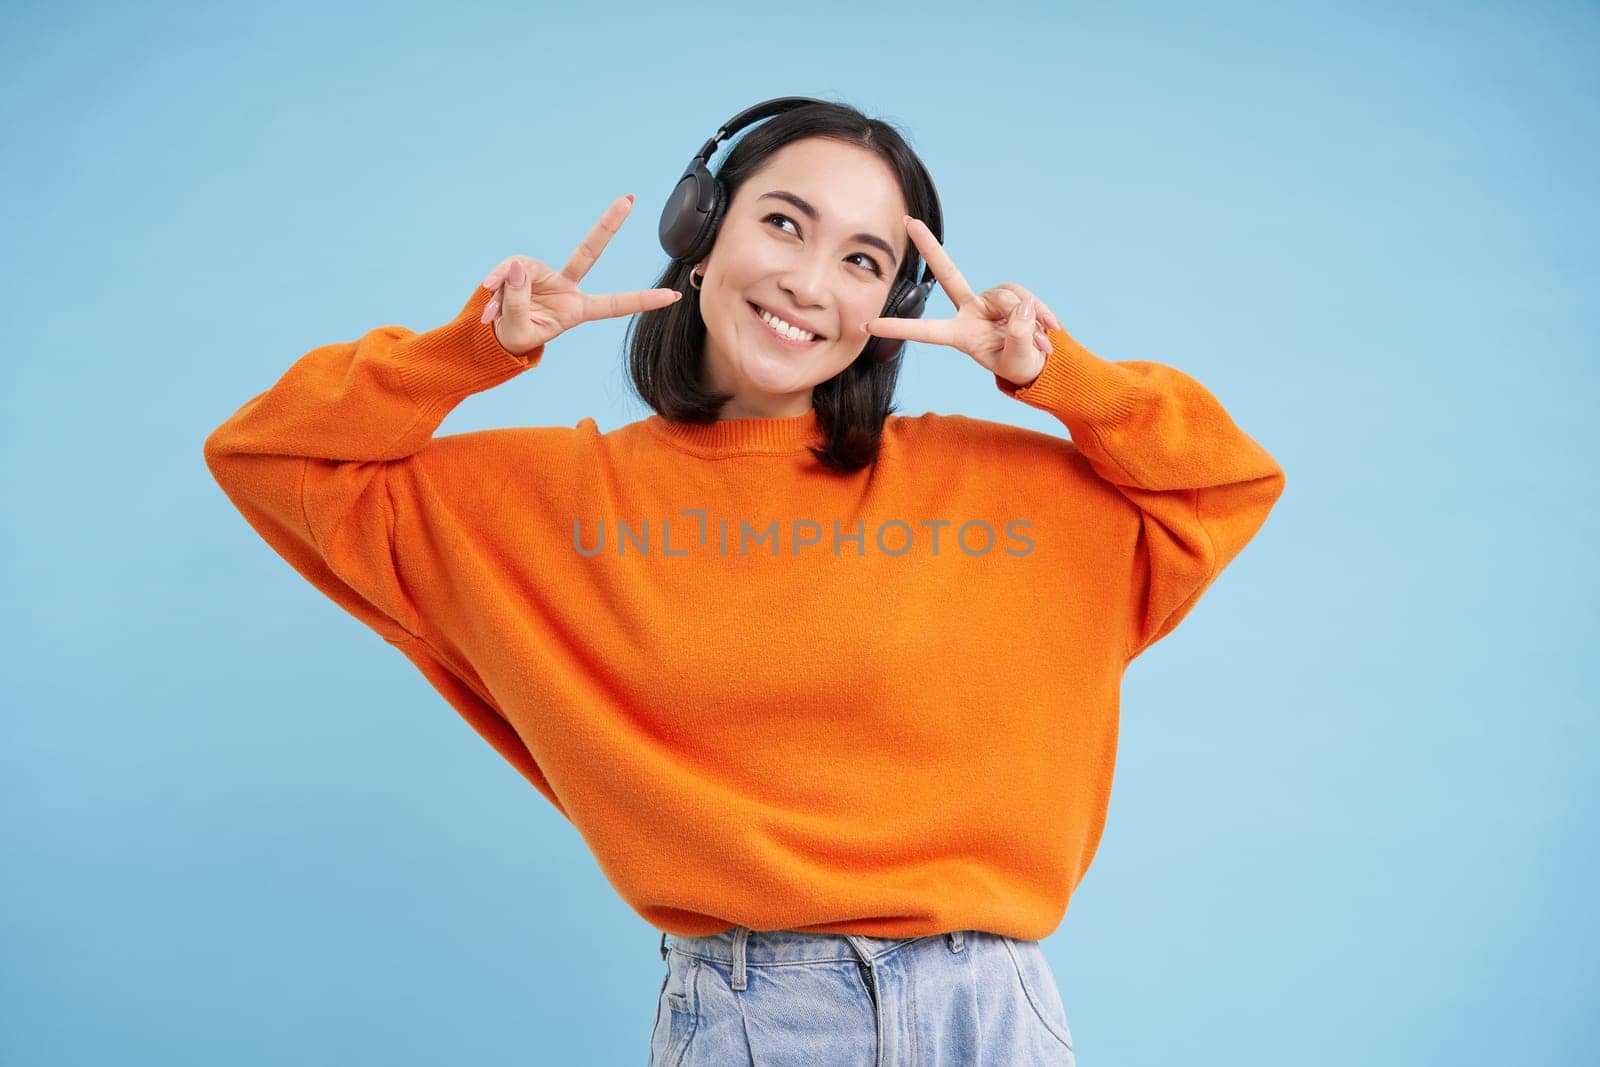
(851, 289, 889, 333)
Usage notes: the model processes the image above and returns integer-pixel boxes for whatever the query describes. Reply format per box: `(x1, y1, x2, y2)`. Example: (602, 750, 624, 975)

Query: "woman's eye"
(848, 252, 884, 276)
(764, 214, 883, 276)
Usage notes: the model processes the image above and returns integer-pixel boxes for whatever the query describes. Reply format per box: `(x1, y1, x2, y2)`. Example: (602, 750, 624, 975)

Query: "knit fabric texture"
(204, 283, 1287, 940)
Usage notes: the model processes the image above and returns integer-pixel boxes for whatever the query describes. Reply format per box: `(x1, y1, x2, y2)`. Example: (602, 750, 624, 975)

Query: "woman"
(205, 97, 1286, 1065)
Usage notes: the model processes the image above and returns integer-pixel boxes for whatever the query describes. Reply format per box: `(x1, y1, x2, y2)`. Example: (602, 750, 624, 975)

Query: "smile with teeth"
(749, 302, 824, 346)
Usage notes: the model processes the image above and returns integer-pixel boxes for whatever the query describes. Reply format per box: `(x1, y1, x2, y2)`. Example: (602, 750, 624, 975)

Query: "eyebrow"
(757, 190, 901, 270)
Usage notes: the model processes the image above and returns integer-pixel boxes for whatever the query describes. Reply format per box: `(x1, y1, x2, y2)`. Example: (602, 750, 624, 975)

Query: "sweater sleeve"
(995, 325, 1287, 661)
(202, 284, 541, 644)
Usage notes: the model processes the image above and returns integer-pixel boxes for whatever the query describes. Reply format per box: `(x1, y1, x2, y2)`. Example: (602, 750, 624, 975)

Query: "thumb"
(484, 257, 531, 325)
(1002, 294, 1035, 363)
(504, 258, 529, 306)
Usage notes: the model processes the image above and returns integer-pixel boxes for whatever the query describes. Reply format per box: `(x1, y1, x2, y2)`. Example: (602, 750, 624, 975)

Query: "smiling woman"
(626, 99, 945, 472)
(204, 92, 1285, 1067)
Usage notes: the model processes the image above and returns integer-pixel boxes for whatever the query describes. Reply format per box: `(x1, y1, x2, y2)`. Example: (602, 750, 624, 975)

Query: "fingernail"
(509, 261, 525, 286)
(1019, 300, 1035, 319)
(626, 193, 636, 206)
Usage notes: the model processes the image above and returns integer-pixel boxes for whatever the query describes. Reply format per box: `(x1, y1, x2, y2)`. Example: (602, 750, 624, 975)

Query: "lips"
(748, 301, 826, 342)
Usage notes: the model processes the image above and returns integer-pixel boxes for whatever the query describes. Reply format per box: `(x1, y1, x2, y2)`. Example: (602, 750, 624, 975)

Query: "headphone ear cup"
(866, 278, 919, 363)
(658, 162, 728, 265)
(685, 181, 728, 267)
(893, 279, 931, 322)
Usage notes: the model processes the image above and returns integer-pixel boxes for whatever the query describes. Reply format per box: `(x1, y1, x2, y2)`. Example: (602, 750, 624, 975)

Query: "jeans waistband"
(658, 926, 968, 991)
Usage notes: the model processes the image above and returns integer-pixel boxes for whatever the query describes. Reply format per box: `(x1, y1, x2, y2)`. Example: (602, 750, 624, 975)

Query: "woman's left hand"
(861, 216, 1063, 388)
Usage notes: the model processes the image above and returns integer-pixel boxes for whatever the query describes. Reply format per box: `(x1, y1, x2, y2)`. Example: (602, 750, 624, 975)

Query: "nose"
(777, 253, 830, 315)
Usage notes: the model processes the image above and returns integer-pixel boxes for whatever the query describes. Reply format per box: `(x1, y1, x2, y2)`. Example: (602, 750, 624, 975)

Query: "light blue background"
(4, 1, 1594, 1064)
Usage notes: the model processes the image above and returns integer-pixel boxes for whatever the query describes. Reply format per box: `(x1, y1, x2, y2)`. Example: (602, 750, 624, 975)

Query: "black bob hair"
(623, 100, 942, 474)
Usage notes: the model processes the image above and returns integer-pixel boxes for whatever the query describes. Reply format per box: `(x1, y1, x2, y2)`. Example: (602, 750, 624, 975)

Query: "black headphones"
(657, 96, 944, 364)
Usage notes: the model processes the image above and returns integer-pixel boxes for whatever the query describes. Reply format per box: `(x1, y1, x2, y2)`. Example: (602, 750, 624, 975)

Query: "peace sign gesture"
(479, 194, 684, 357)
(860, 216, 1063, 387)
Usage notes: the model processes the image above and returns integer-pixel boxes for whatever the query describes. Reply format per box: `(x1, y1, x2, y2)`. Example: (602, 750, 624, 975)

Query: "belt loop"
(659, 931, 668, 959)
(947, 930, 965, 952)
(731, 926, 750, 991)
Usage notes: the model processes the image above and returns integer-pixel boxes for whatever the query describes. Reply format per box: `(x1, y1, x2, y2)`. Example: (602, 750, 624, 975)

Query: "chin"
(735, 363, 812, 397)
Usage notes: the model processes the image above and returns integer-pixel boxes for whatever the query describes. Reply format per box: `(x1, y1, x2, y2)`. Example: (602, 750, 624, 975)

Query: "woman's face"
(694, 137, 911, 420)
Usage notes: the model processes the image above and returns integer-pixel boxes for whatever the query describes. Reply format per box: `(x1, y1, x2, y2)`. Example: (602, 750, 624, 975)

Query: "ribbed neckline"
(645, 407, 825, 456)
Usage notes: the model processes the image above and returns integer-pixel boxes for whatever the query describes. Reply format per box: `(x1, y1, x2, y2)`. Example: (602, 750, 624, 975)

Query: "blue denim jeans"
(649, 926, 1076, 1065)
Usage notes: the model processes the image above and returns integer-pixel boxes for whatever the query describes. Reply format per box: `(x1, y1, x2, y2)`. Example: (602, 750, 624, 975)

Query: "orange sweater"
(204, 282, 1286, 941)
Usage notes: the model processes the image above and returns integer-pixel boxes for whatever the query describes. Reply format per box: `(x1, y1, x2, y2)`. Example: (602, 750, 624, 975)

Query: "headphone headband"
(689, 96, 831, 168)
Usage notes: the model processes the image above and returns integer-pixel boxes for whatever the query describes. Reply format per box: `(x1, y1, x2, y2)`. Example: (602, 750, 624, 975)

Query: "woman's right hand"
(480, 193, 684, 357)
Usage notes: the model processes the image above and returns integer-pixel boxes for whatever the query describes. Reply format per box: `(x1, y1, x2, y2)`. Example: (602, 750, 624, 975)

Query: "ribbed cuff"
(994, 326, 1145, 424)
(394, 285, 546, 407)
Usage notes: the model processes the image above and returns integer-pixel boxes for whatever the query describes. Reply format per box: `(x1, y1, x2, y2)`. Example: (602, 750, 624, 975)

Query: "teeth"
(757, 306, 818, 342)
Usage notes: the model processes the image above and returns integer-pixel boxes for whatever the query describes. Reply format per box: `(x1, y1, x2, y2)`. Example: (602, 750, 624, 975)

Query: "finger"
(562, 194, 635, 284)
(1002, 294, 1038, 366)
(974, 289, 1032, 331)
(984, 289, 1022, 318)
(480, 255, 512, 289)
(984, 284, 1056, 333)
(499, 256, 530, 318)
(860, 314, 961, 347)
(481, 254, 529, 292)
(996, 282, 1062, 332)
(581, 287, 684, 321)
(904, 216, 976, 309)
